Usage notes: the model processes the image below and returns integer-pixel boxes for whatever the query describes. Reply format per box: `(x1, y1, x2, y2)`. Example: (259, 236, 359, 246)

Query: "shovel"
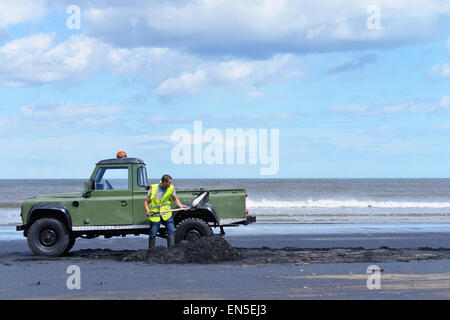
(156, 191, 209, 214)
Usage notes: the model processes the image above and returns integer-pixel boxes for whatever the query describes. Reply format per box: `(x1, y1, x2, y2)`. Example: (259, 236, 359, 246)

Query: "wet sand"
(1, 225, 450, 299)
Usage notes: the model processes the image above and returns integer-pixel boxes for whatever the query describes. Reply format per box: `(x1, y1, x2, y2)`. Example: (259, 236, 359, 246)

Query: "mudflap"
(246, 215, 256, 224)
(216, 226, 226, 237)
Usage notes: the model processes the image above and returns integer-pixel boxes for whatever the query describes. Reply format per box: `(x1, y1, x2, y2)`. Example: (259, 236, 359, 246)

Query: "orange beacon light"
(116, 151, 127, 158)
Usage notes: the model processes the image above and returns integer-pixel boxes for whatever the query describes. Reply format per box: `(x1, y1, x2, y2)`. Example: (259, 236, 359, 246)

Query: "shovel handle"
(157, 207, 187, 214)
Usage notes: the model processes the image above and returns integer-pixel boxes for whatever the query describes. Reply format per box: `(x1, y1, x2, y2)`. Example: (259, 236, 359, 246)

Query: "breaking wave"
(246, 199, 450, 209)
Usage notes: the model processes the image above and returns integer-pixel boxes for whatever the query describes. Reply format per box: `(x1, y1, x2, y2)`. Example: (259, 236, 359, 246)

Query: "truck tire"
(175, 218, 213, 243)
(27, 218, 71, 256)
(62, 235, 76, 255)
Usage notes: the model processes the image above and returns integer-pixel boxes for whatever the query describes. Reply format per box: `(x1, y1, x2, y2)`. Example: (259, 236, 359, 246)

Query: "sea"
(2, 178, 450, 225)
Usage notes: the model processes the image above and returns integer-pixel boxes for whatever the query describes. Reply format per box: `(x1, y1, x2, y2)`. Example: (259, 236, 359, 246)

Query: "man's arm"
(172, 195, 188, 210)
(144, 198, 151, 216)
(144, 187, 152, 216)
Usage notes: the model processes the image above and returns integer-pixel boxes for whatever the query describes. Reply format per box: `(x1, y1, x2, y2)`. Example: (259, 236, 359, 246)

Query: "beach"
(2, 179, 450, 300)
(2, 0, 450, 306)
(1, 223, 449, 300)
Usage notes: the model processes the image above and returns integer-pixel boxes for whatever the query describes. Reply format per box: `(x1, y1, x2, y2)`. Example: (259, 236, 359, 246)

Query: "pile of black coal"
(121, 236, 241, 264)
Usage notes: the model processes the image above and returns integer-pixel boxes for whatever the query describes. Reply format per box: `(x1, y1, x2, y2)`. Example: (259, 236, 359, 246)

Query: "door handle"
(121, 200, 128, 207)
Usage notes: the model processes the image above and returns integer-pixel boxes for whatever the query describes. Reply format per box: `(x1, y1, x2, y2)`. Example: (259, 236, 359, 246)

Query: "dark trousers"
(149, 216, 175, 239)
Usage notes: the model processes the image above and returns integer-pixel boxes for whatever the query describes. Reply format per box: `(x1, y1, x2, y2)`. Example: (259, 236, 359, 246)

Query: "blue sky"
(0, 0, 450, 179)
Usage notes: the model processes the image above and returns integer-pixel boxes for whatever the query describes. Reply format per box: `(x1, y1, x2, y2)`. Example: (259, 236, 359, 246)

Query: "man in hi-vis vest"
(144, 174, 188, 249)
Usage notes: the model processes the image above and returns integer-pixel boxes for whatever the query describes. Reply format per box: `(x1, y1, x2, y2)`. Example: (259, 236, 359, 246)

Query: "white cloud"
(0, 0, 47, 29)
(21, 102, 124, 119)
(212, 54, 302, 87)
(76, 0, 450, 57)
(0, 116, 13, 133)
(329, 105, 369, 113)
(430, 63, 450, 78)
(329, 97, 450, 115)
(0, 32, 304, 95)
(326, 53, 378, 74)
(248, 91, 265, 100)
(148, 112, 300, 127)
(429, 38, 450, 79)
(0, 1, 448, 95)
(1, 1, 447, 95)
(104, 46, 303, 95)
(440, 96, 450, 109)
(0, 34, 110, 86)
(154, 70, 207, 96)
(0, 32, 53, 55)
(217, 61, 253, 80)
(4, 102, 127, 133)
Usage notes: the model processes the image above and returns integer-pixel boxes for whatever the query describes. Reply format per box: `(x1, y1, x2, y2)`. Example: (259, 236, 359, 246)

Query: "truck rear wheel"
(175, 218, 212, 243)
(27, 218, 71, 256)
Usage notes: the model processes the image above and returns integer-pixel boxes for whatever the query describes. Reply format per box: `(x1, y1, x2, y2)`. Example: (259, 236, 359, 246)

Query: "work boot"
(167, 237, 175, 248)
(148, 237, 156, 250)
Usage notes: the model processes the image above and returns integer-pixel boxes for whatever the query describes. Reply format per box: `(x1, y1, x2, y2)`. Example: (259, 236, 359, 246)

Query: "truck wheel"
(27, 218, 70, 256)
(175, 218, 212, 243)
(63, 235, 76, 255)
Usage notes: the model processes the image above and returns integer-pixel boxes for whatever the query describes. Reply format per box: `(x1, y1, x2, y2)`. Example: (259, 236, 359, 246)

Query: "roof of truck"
(96, 157, 145, 165)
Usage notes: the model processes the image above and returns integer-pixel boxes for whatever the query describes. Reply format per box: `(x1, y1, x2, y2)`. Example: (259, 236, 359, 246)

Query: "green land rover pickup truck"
(16, 154, 256, 256)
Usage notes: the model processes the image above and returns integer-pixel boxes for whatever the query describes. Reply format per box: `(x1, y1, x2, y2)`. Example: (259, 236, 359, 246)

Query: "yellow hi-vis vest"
(149, 183, 174, 223)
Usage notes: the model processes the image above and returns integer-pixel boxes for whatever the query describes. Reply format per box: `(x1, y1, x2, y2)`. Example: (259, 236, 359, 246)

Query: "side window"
(94, 167, 129, 190)
(137, 166, 149, 187)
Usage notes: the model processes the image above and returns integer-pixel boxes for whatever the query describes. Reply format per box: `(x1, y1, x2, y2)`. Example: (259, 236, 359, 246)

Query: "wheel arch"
(25, 204, 72, 236)
(173, 203, 219, 227)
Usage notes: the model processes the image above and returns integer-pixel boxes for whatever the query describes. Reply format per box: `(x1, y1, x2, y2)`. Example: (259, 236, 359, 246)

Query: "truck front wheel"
(175, 218, 212, 243)
(63, 235, 76, 255)
(27, 218, 71, 256)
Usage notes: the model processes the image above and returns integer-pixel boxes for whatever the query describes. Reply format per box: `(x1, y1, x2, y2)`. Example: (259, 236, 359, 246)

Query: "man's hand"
(181, 204, 189, 211)
(145, 210, 151, 217)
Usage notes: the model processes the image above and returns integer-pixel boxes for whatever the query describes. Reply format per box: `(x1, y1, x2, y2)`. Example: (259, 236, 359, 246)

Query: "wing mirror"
(83, 180, 95, 198)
